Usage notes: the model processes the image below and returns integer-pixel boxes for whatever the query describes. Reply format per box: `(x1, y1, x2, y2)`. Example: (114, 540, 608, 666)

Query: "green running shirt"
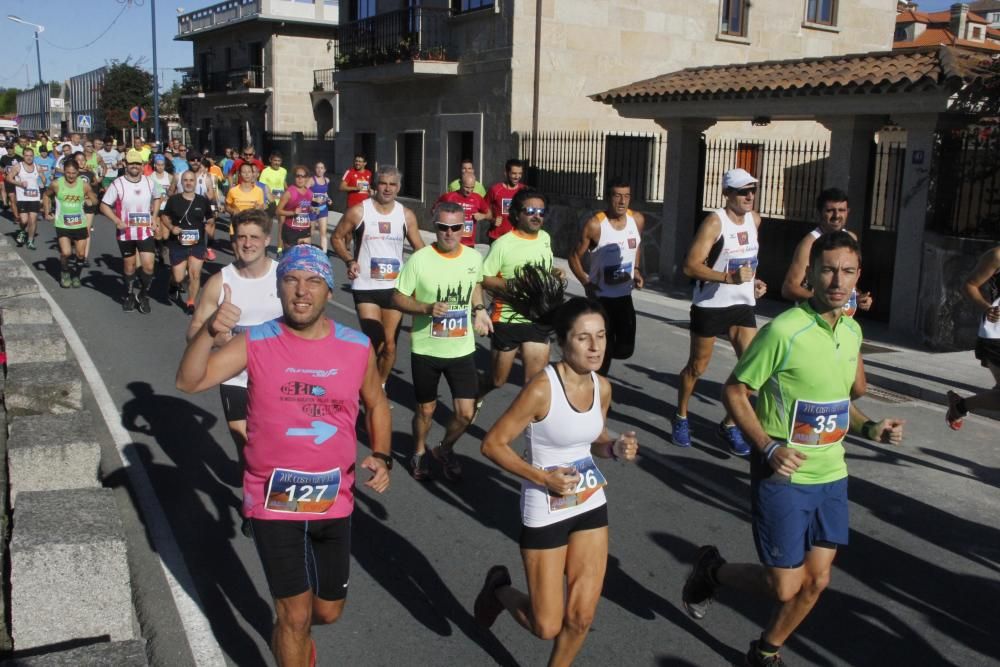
(483, 229, 553, 324)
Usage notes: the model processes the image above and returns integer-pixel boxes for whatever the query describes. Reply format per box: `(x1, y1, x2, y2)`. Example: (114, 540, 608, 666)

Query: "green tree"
(0, 89, 19, 115)
(159, 81, 183, 116)
(99, 60, 153, 136)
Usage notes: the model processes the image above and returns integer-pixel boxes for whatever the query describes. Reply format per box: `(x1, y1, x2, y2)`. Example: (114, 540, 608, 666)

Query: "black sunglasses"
(521, 206, 546, 217)
(435, 222, 464, 232)
(735, 187, 757, 196)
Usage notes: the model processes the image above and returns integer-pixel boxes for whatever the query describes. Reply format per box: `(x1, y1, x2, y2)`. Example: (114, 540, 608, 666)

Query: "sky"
(0, 0, 214, 91)
(0, 0, 972, 93)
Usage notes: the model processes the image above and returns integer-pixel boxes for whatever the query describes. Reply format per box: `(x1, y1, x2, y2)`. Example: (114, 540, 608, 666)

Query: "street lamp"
(7, 15, 44, 86)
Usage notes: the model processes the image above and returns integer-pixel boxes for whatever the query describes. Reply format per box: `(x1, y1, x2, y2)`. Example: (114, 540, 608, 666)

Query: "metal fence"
(514, 131, 667, 202)
(314, 68, 336, 92)
(929, 126, 1000, 238)
(701, 138, 828, 221)
(334, 6, 451, 70)
(868, 140, 906, 232)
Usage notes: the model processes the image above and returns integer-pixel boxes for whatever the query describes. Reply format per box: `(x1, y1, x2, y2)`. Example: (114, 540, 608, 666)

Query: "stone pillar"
(818, 115, 883, 240)
(655, 118, 714, 285)
(889, 113, 938, 335)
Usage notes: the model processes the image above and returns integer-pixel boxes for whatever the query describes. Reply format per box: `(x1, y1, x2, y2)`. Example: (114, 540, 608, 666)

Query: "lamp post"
(7, 15, 44, 87)
(150, 0, 161, 146)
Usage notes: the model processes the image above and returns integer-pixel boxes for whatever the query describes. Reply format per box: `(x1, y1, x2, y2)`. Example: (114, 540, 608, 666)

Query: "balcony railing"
(334, 6, 452, 71)
(184, 67, 266, 94)
(177, 0, 261, 37)
(313, 68, 336, 92)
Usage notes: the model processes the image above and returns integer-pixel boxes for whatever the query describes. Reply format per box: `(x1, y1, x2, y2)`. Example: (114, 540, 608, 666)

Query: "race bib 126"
(545, 456, 607, 512)
(432, 309, 468, 338)
(265, 466, 341, 514)
(370, 257, 400, 280)
(790, 399, 850, 446)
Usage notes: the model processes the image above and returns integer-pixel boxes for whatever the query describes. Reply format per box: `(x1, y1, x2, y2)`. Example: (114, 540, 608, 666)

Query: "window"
(720, 0, 747, 37)
(452, 0, 494, 12)
(805, 0, 836, 26)
(972, 26, 983, 40)
(396, 131, 423, 200)
(894, 26, 908, 42)
(357, 0, 375, 20)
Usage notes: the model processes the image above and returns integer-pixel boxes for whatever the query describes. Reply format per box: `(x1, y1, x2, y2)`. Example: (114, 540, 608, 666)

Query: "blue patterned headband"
(276, 245, 335, 292)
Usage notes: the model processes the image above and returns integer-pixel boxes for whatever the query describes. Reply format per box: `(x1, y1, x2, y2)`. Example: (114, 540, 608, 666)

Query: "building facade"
(176, 0, 339, 153)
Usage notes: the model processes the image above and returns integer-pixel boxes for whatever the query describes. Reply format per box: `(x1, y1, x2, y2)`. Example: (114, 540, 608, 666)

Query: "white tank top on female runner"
(352, 198, 407, 292)
(14, 163, 42, 201)
(980, 270, 1000, 340)
(692, 207, 759, 308)
(521, 364, 607, 528)
(588, 210, 641, 299)
(151, 172, 172, 210)
(219, 260, 282, 388)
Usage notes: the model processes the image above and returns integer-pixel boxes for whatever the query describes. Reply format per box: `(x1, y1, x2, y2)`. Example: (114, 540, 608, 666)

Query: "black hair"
(816, 187, 849, 212)
(491, 263, 607, 345)
(232, 208, 272, 236)
(605, 177, 631, 198)
(509, 188, 546, 218)
(505, 158, 525, 172)
(809, 230, 861, 266)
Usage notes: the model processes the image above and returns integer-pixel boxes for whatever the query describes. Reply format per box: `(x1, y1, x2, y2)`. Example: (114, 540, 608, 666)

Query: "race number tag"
(292, 214, 311, 230)
(725, 256, 759, 277)
(63, 213, 83, 227)
(842, 289, 858, 317)
(603, 262, 633, 286)
(463, 219, 474, 237)
(432, 309, 468, 338)
(128, 212, 152, 228)
(790, 399, 850, 446)
(357, 180, 369, 192)
(271, 189, 284, 200)
(23, 188, 38, 198)
(265, 466, 341, 514)
(180, 229, 200, 246)
(501, 198, 512, 215)
(312, 193, 327, 204)
(370, 257, 401, 280)
(545, 456, 607, 512)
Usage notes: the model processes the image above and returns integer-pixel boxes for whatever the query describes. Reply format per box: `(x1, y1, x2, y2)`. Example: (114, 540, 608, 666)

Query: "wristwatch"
(472, 304, 486, 313)
(371, 452, 393, 470)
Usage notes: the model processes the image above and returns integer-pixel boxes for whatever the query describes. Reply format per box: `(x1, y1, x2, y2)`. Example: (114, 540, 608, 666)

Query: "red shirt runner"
(436, 190, 489, 247)
(342, 168, 373, 210)
(485, 181, 524, 241)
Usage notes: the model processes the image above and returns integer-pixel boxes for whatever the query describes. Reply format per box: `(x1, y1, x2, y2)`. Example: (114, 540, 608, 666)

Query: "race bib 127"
(265, 466, 341, 514)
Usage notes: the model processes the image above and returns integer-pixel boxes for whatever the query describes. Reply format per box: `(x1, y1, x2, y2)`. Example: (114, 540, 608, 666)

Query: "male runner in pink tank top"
(177, 244, 392, 667)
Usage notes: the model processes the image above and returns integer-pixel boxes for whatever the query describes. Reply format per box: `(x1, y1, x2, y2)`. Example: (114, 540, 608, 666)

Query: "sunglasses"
(294, 173, 309, 178)
(735, 187, 757, 196)
(521, 206, 546, 217)
(435, 222, 464, 232)
(127, 162, 144, 166)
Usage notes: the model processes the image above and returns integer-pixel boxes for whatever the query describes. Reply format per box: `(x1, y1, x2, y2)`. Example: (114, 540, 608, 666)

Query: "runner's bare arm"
(82, 183, 98, 207)
(330, 204, 361, 263)
(568, 215, 601, 290)
(176, 286, 246, 392)
(391, 289, 437, 316)
(633, 211, 646, 289)
(404, 208, 426, 251)
(724, 374, 807, 475)
(274, 190, 294, 218)
(187, 271, 224, 342)
(472, 284, 492, 335)
(42, 183, 56, 218)
(849, 402, 904, 445)
(683, 214, 727, 283)
(359, 347, 392, 493)
(781, 235, 814, 302)
(337, 175, 355, 193)
(962, 247, 1000, 314)
(589, 376, 639, 461)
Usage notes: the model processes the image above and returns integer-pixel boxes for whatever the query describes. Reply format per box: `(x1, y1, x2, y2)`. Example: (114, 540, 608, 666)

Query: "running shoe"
(205, 247, 217, 261)
(137, 294, 151, 314)
(682, 544, 725, 620)
(60, 272, 71, 288)
(26, 238, 36, 250)
(410, 453, 431, 482)
(185, 299, 196, 315)
(671, 415, 692, 447)
(15, 230, 25, 247)
(473, 565, 511, 629)
(719, 421, 751, 456)
(745, 640, 785, 666)
(122, 293, 136, 312)
(431, 445, 463, 482)
(70, 275, 81, 288)
(946, 390, 966, 431)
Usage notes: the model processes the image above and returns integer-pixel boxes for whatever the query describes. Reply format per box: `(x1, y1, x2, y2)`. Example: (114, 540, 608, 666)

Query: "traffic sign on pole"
(129, 106, 148, 123)
(77, 114, 92, 130)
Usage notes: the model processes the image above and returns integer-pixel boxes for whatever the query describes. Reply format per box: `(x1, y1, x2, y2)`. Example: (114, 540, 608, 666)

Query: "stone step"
(0, 278, 38, 299)
(0, 639, 148, 666)
(8, 413, 101, 505)
(10, 489, 135, 650)
(4, 362, 83, 417)
(0, 297, 52, 325)
(3, 324, 67, 364)
(0, 262, 32, 279)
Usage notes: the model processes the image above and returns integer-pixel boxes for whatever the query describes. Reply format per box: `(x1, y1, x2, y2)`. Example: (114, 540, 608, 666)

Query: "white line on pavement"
(26, 273, 227, 667)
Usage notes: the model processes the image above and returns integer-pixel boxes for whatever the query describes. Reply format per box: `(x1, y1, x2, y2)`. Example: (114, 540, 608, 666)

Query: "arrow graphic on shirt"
(286, 421, 338, 445)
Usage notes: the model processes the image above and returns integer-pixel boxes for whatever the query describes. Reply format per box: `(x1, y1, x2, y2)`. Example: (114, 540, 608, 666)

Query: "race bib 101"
(790, 399, 850, 446)
(370, 257, 400, 280)
(432, 309, 468, 338)
(265, 466, 341, 514)
(545, 456, 607, 512)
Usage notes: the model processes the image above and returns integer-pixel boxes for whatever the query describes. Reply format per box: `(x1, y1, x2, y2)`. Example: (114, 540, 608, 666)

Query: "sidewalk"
(419, 230, 995, 410)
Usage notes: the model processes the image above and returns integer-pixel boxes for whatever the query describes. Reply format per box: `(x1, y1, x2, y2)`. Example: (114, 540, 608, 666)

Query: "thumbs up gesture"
(207, 284, 242, 337)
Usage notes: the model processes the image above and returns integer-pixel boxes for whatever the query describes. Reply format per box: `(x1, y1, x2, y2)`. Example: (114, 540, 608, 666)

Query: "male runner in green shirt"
(682, 231, 905, 666)
(393, 202, 492, 481)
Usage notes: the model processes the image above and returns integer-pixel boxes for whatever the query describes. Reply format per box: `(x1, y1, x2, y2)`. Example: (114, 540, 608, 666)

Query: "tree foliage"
(0, 89, 18, 116)
(99, 59, 153, 136)
(159, 81, 183, 116)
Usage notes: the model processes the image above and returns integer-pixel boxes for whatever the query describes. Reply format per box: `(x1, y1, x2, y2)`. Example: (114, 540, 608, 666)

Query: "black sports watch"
(371, 452, 393, 470)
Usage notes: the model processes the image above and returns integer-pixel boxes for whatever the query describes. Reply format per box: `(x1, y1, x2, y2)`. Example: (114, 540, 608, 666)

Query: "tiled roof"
(897, 9, 991, 25)
(894, 27, 1000, 52)
(591, 47, 982, 105)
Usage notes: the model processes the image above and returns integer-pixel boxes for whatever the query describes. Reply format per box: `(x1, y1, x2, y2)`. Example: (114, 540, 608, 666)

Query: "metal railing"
(313, 69, 336, 92)
(515, 131, 667, 202)
(930, 126, 1000, 238)
(334, 6, 452, 70)
(702, 138, 829, 221)
(190, 66, 265, 94)
(868, 141, 906, 232)
(177, 0, 261, 36)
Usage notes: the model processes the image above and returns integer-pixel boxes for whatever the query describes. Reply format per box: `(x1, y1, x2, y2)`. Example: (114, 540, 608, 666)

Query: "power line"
(40, 1, 131, 51)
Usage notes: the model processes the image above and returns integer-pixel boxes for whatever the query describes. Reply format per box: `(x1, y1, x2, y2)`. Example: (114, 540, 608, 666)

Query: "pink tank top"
(283, 187, 314, 231)
(243, 318, 371, 521)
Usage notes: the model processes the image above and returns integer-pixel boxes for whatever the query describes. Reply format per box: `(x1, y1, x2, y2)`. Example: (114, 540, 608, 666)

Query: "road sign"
(77, 114, 92, 130)
(129, 106, 147, 123)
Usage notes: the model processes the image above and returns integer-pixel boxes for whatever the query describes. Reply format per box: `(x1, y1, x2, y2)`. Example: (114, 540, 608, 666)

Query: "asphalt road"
(5, 210, 1000, 666)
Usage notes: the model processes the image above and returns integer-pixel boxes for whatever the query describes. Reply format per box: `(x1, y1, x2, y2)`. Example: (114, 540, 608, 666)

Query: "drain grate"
(866, 385, 911, 404)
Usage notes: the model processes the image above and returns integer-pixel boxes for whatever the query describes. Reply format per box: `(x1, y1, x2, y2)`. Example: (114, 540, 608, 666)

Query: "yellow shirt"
(226, 184, 264, 212)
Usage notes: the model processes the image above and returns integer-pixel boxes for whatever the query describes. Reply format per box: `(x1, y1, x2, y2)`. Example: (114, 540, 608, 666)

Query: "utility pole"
(151, 0, 161, 146)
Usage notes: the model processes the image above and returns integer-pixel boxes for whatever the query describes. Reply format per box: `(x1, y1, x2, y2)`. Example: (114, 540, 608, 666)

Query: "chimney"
(950, 3, 969, 39)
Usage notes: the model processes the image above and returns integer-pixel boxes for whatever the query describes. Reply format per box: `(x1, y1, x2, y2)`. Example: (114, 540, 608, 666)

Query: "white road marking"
(26, 273, 227, 666)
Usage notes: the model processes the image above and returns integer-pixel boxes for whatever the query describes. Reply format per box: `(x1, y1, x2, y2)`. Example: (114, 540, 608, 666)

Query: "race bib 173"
(128, 212, 152, 228)
(265, 466, 341, 514)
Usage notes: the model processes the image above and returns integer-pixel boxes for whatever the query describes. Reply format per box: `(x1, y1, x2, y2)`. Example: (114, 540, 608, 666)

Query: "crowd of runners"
(5, 133, 998, 666)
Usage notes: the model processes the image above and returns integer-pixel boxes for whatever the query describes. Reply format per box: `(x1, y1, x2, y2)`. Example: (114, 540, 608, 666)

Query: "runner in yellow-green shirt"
(393, 201, 492, 482)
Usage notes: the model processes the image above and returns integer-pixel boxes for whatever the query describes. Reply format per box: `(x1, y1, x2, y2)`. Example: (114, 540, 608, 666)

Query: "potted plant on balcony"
(427, 45, 448, 61)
